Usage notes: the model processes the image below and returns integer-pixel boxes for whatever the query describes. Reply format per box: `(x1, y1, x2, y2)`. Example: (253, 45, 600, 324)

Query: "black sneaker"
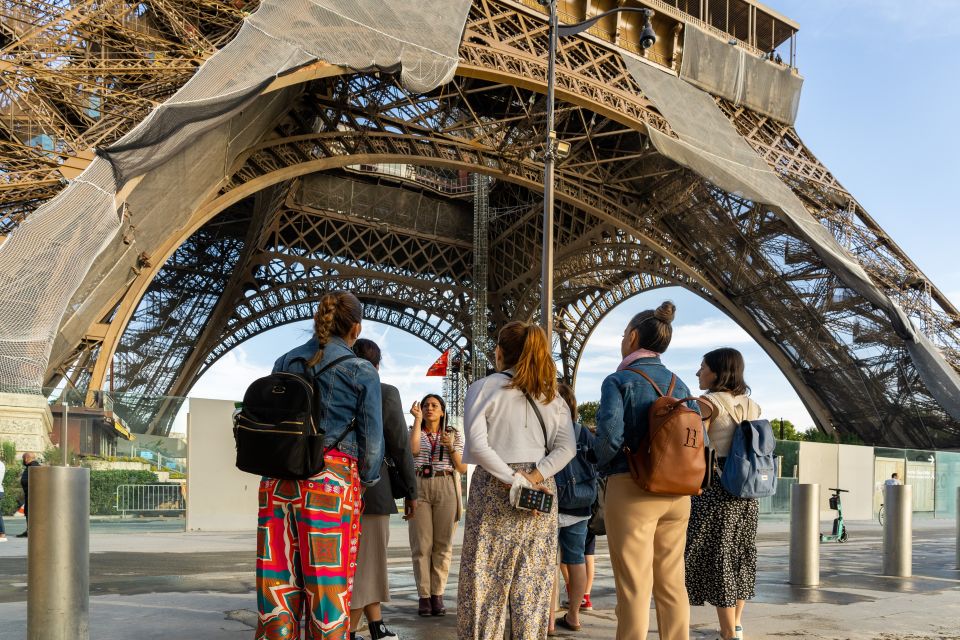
(369, 620, 398, 639)
(16, 531, 27, 538)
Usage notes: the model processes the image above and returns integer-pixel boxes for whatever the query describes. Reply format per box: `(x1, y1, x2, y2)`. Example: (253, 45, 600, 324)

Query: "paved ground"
(0, 517, 958, 639)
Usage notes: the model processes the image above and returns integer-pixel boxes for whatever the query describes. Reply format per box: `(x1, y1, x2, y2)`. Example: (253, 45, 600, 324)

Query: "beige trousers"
(408, 474, 460, 597)
(605, 474, 691, 640)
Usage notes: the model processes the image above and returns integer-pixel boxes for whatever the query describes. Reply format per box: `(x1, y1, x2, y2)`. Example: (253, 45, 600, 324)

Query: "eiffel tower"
(1, 0, 958, 448)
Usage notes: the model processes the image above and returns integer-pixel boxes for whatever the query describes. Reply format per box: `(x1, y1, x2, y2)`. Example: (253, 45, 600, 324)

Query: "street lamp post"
(538, 2, 656, 346)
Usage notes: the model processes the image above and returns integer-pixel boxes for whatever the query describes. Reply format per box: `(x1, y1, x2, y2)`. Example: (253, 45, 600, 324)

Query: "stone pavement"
(0, 517, 958, 639)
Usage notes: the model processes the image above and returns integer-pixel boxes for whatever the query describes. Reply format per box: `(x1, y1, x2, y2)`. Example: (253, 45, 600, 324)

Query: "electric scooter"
(820, 487, 849, 543)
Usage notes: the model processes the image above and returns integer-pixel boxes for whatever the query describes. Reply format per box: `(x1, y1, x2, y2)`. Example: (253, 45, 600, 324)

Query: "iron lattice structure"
(2, 0, 959, 446)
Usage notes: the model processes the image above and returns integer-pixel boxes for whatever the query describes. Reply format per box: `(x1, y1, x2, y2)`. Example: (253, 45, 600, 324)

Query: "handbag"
(385, 457, 406, 500)
(587, 476, 607, 536)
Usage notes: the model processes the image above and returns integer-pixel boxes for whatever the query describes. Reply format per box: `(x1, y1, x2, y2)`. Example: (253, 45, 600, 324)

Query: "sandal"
(555, 614, 581, 632)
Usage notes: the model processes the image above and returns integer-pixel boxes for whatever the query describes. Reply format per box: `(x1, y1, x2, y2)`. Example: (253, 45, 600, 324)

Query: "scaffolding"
(471, 173, 490, 382)
(443, 349, 466, 428)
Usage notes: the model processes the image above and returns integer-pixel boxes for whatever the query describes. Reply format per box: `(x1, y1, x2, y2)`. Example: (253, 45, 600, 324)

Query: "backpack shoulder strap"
(314, 354, 357, 377)
(626, 368, 665, 397)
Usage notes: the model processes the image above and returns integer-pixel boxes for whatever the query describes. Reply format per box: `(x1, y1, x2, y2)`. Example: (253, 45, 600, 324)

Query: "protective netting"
(622, 55, 960, 420)
(679, 23, 803, 125)
(0, 0, 471, 394)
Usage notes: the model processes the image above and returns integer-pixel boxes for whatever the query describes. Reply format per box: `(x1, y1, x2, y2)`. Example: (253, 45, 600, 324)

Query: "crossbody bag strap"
(500, 371, 550, 454)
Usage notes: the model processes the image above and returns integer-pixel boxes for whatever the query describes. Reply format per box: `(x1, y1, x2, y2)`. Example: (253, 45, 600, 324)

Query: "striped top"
(413, 428, 464, 473)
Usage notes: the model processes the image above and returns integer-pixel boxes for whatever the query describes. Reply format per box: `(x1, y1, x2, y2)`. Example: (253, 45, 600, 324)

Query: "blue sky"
(185, 2, 959, 433)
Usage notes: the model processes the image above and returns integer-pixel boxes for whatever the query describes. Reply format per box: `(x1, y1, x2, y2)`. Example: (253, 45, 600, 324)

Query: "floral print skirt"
(457, 463, 558, 640)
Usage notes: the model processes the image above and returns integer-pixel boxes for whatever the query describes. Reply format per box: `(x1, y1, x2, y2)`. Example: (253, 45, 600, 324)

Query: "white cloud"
(670, 318, 753, 350)
(188, 345, 272, 402)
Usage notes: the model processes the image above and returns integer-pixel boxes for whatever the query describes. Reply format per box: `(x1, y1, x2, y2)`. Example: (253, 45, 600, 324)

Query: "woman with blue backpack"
(684, 347, 762, 640)
(551, 383, 598, 633)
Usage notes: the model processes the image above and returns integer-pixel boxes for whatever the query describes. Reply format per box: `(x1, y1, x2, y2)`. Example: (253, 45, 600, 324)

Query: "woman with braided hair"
(255, 291, 385, 640)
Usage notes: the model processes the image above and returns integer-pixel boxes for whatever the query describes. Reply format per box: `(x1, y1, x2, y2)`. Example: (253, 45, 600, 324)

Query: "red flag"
(426, 350, 449, 377)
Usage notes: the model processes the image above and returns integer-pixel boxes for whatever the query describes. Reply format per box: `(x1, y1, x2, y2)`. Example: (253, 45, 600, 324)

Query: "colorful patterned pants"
(256, 454, 362, 640)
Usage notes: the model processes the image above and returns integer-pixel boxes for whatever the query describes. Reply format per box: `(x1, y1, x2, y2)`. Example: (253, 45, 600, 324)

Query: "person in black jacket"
(17, 452, 40, 538)
(349, 338, 418, 640)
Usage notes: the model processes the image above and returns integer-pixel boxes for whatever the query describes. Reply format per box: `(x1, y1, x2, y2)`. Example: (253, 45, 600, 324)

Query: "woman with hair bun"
(685, 347, 762, 640)
(593, 301, 698, 640)
(457, 321, 576, 640)
(255, 291, 384, 640)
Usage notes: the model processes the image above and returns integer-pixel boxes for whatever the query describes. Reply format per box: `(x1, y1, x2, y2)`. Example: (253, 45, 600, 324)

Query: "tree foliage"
(577, 401, 600, 427)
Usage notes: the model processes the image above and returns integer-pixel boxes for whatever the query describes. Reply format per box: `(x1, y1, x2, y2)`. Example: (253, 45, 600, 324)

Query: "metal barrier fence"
(115, 484, 185, 516)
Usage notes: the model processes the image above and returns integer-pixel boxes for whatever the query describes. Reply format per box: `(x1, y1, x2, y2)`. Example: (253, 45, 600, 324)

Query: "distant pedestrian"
(18, 452, 40, 538)
(593, 301, 696, 640)
(349, 338, 417, 640)
(0, 457, 7, 542)
(884, 473, 901, 486)
(255, 292, 384, 640)
(457, 321, 576, 640)
(685, 347, 762, 640)
(408, 393, 466, 617)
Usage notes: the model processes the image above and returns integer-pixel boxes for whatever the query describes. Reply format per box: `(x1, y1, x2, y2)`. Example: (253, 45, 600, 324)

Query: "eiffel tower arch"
(0, 1, 958, 447)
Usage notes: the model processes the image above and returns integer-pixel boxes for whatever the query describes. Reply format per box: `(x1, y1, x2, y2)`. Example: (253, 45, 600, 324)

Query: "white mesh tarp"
(680, 23, 803, 125)
(0, 0, 471, 393)
(623, 55, 960, 420)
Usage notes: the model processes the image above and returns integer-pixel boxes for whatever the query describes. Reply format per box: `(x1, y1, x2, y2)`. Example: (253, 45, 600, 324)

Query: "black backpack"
(233, 354, 357, 479)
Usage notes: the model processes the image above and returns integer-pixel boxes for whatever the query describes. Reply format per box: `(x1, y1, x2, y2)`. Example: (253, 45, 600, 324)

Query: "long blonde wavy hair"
(497, 321, 557, 402)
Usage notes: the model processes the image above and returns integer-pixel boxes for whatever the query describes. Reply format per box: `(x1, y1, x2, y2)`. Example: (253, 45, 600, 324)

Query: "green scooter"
(820, 487, 849, 543)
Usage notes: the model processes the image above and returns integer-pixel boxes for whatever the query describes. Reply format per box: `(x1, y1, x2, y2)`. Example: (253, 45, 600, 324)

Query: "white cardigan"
(463, 372, 576, 484)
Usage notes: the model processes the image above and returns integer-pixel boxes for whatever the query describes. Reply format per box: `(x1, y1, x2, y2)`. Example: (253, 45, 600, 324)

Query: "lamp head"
(639, 19, 657, 49)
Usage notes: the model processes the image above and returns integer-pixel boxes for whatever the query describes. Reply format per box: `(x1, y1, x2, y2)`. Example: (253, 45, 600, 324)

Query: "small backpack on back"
(624, 368, 706, 496)
(556, 423, 599, 511)
(233, 354, 356, 480)
(721, 419, 778, 499)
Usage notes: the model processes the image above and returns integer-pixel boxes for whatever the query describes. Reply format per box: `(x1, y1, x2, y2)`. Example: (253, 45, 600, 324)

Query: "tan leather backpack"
(623, 369, 708, 496)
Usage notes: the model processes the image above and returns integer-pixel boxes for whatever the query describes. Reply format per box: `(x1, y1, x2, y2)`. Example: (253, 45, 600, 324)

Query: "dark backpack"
(624, 368, 706, 496)
(555, 423, 598, 511)
(233, 354, 357, 480)
(721, 419, 778, 499)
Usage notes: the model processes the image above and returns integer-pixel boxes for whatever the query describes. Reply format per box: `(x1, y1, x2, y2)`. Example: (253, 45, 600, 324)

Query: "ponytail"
(497, 321, 557, 403)
(308, 291, 363, 367)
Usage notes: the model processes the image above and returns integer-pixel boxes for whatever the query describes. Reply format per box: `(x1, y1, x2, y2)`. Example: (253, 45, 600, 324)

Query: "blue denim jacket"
(273, 336, 384, 486)
(593, 357, 700, 477)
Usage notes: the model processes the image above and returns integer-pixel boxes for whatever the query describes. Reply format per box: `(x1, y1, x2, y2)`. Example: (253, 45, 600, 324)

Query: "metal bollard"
(882, 483, 912, 577)
(789, 483, 820, 586)
(27, 466, 90, 639)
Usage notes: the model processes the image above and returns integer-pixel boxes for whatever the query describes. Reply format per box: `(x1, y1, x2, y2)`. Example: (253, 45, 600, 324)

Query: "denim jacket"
(273, 336, 384, 486)
(593, 356, 700, 477)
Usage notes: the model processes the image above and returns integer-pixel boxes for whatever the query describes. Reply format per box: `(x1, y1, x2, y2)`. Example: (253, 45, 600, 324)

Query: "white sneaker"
(0, 536, 7, 543)
(735, 625, 744, 640)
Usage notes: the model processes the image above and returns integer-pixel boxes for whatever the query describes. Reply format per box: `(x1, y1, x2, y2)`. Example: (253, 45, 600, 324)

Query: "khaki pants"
(408, 474, 459, 597)
(605, 474, 691, 640)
